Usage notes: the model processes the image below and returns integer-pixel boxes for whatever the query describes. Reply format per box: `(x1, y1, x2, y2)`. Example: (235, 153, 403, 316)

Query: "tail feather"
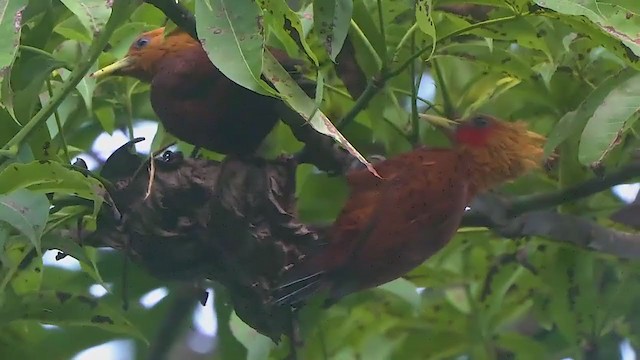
(274, 271, 324, 291)
(272, 268, 328, 306)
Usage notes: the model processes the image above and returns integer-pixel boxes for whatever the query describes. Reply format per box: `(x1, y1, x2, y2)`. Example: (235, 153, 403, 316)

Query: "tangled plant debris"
(87, 138, 330, 340)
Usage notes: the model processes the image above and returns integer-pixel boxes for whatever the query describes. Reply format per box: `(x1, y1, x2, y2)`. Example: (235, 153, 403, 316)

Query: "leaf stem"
(349, 20, 382, 70)
(376, 0, 388, 68)
(393, 23, 418, 61)
(410, 32, 420, 144)
(432, 58, 455, 118)
(390, 87, 441, 114)
(46, 80, 71, 163)
(124, 80, 141, 139)
(19, 46, 73, 71)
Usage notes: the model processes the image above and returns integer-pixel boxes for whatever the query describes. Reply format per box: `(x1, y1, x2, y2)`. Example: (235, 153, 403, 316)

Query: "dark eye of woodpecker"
(135, 37, 150, 49)
(471, 116, 490, 128)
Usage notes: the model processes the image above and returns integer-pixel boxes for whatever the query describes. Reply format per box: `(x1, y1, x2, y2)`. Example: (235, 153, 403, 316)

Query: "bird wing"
(274, 149, 469, 304)
(323, 150, 470, 294)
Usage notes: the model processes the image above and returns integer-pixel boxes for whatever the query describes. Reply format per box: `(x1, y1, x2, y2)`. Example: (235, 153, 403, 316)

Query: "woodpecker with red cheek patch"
(273, 114, 545, 305)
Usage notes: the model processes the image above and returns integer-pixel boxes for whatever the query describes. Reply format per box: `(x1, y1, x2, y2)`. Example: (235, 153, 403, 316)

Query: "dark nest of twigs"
(87, 138, 332, 341)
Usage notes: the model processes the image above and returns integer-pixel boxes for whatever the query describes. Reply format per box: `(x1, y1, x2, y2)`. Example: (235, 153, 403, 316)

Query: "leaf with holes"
(0, 161, 106, 229)
(0, 0, 28, 88)
(3, 241, 43, 295)
(437, 42, 536, 79)
(314, 0, 353, 60)
(0, 290, 146, 340)
(0, 189, 48, 254)
(534, 0, 640, 61)
(58, 0, 111, 37)
(416, 0, 436, 60)
(43, 230, 107, 289)
(257, 0, 319, 65)
(262, 50, 379, 177)
(195, 0, 271, 95)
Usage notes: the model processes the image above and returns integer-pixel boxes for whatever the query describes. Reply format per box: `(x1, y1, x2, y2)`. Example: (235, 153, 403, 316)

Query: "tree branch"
(464, 202, 640, 260)
(461, 160, 640, 260)
(509, 161, 640, 215)
(145, 0, 197, 39)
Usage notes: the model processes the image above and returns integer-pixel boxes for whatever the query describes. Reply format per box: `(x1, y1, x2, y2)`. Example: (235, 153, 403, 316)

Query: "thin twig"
(376, 0, 388, 68)
(432, 58, 455, 118)
(46, 80, 71, 163)
(390, 87, 441, 113)
(409, 31, 420, 145)
(509, 162, 640, 216)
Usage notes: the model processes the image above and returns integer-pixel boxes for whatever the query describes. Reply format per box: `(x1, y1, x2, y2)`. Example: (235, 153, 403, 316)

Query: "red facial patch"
(454, 126, 492, 147)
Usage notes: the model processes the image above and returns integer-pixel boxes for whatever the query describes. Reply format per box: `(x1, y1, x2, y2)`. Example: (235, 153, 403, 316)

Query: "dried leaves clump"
(89, 139, 325, 340)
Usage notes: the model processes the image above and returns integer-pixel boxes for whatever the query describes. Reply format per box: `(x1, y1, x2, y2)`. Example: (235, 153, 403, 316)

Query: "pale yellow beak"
(418, 113, 459, 130)
(90, 56, 136, 78)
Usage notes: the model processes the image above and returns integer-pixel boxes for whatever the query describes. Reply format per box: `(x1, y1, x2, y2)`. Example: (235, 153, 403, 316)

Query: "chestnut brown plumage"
(91, 27, 304, 155)
(274, 114, 545, 305)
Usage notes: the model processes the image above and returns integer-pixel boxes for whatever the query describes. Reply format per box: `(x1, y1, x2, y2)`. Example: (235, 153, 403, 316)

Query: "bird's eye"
(135, 37, 149, 49)
(471, 116, 490, 128)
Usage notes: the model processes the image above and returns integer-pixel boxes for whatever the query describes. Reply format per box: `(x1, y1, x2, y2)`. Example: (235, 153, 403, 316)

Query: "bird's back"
(149, 45, 281, 155)
(275, 148, 473, 303)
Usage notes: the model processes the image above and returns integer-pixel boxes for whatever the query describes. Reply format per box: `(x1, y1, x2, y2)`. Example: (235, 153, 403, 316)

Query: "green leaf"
(458, 74, 522, 116)
(314, 0, 353, 60)
(0, 290, 145, 340)
(578, 72, 640, 165)
(544, 67, 638, 157)
(258, 0, 319, 65)
(444, 287, 470, 314)
(94, 105, 115, 134)
(378, 278, 421, 309)
(437, 42, 537, 79)
(0, 0, 27, 85)
(213, 285, 247, 359)
(534, 0, 640, 57)
(0, 189, 48, 253)
(58, 0, 111, 36)
(416, 0, 436, 59)
(229, 311, 274, 360)
(495, 332, 548, 360)
(10, 51, 66, 123)
(262, 50, 379, 176)
(195, 0, 270, 94)
(0, 161, 105, 228)
(65, 70, 96, 114)
(360, 333, 404, 360)
(4, 242, 43, 295)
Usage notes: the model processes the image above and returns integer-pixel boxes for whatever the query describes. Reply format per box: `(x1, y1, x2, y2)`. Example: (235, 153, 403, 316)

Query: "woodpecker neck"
(456, 122, 545, 194)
